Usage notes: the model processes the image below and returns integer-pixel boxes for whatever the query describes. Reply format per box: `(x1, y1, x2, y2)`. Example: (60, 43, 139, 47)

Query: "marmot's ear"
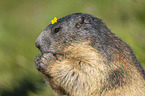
(76, 17, 85, 28)
(76, 16, 92, 28)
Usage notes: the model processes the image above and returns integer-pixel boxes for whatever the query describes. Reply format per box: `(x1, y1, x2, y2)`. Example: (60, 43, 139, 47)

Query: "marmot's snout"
(35, 33, 52, 54)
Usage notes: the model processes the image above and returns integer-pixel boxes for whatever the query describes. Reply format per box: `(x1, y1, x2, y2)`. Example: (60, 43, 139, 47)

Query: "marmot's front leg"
(35, 53, 57, 74)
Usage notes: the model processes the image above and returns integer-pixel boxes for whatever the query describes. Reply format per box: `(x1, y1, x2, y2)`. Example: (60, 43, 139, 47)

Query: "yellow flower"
(51, 17, 57, 24)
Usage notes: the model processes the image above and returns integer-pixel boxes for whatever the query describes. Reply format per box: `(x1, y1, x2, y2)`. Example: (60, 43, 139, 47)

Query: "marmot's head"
(35, 13, 109, 55)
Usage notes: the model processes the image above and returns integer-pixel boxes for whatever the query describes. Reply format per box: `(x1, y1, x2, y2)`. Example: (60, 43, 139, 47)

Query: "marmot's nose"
(35, 30, 48, 49)
(35, 41, 41, 49)
(35, 39, 43, 53)
(35, 32, 43, 49)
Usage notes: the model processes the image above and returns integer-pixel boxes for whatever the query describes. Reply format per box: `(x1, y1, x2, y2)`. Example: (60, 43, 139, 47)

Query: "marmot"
(35, 13, 145, 96)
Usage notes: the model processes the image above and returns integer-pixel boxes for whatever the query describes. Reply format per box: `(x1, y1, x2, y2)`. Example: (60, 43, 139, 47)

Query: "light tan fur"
(44, 42, 145, 96)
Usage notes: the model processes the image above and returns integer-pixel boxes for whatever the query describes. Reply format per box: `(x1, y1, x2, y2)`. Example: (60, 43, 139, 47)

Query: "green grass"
(0, 0, 145, 96)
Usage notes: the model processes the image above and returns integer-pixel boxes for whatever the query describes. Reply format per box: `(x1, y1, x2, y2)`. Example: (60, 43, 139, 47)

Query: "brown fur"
(37, 42, 145, 96)
(35, 13, 145, 96)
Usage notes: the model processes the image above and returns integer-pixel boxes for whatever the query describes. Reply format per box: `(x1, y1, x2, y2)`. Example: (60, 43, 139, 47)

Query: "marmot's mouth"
(35, 51, 56, 65)
(35, 52, 55, 73)
(34, 52, 61, 72)
(35, 51, 64, 73)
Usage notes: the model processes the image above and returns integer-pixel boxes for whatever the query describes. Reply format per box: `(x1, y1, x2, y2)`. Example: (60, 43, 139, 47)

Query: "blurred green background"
(0, 0, 145, 96)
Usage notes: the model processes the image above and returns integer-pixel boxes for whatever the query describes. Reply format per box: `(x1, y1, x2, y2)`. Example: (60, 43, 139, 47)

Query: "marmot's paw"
(35, 53, 56, 74)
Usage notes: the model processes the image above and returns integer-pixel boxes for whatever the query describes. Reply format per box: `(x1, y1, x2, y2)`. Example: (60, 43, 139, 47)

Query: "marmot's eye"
(54, 27, 61, 33)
